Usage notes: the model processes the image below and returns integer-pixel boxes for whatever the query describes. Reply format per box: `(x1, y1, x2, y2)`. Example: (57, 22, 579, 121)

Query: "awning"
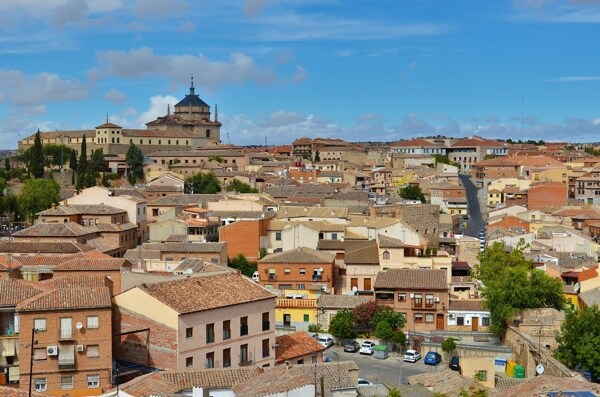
(375, 290, 395, 294)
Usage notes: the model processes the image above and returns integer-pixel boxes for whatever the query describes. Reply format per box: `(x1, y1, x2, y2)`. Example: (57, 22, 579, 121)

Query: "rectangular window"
(398, 293, 406, 302)
(206, 323, 215, 343)
(35, 378, 47, 391)
(262, 312, 270, 331)
(284, 268, 291, 274)
(332, 233, 338, 240)
(206, 352, 214, 369)
(425, 314, 434, 323)
(223, 320, 231, 340)
(223, 348, 231, 368)
(299, 268, 306, 275)
(414, 293, 423, 308)
(303, 314, 310, 322)
(34, 348, 47, 360)
(457, 317, 465, 326)
(61, 376, 73, 390)
(425, 294, 434, 308)
(34, 318, 46, 331)
(414, 313, 423, 323)
(87, 345, 100, 358)
(240, 316, 248, 336)
(482, 317, 490, 326)
(262, 338, 270, 358)
(297, 284, 305, 290)
(477, 370, 488, 381)
(87, 375, 100, 388)
(240, 344, 249, 364)
(275, 232, 282, 241)
(186, 357, 193, 368)
(87, 315, 99, 329)
(186, 327, 193, 338)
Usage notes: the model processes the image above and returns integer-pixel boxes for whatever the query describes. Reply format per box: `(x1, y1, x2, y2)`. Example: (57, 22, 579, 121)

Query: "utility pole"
(28, 328, 38, 397)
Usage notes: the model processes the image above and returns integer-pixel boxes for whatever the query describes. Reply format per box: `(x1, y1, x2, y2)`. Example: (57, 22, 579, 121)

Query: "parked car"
(424, 351, 442, 366)
(449, 356, 460, 371)
(318, 336, 334, 348)
(358, 378, 374, 386)
(403, 349, 421, 363)
(359, 341, 376, 355)
(344, 340, 360, 353)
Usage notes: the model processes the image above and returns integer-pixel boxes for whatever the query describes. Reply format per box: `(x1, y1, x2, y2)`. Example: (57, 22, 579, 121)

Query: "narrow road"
(458, 174, 485, 237)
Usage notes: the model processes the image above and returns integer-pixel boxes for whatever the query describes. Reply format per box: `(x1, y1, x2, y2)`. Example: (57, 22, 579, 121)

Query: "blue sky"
(1, 0, 600, 149)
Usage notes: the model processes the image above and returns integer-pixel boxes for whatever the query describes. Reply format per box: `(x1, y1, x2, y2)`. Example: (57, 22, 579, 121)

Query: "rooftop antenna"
(106, 114, 109, 123)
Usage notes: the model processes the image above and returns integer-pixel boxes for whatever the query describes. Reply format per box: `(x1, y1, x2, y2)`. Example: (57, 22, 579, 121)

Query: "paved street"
(325, 345, 444, 387)
(459, 173, 485, 237)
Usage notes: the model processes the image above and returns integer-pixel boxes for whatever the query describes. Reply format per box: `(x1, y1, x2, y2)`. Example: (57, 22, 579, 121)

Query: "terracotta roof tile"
(374, 269, 448, 290)
(0, 385, 50, 396)
(318, 295, 374, 309)
(448, 299, 485, 312)
(0, 241, 95, 254)
(0, 279, 44, 307)
(142, 242, 226, 253)
(496, 374, 599, 397)
(17, 287, 112, 311)
(54, 258, 130, 271)
(275, 331, 325, 363)
(40, 275, 111, 289)
(12, 222, 97, 237)
(232, 366, 313, 397)
(259, 247, 335, 264)
(136, 272, 276, 314)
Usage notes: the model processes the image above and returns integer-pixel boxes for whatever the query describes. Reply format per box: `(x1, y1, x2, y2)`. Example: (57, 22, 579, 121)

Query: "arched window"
(382, 251, 390, 260)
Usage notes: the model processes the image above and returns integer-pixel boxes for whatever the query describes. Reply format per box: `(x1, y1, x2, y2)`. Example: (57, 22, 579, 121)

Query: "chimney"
(51, 203, 57, 211)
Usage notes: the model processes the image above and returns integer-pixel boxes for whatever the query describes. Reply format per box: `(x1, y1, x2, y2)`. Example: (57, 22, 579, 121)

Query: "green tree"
(372, 306, 406, 330)
(208, 155, 224, 163)
(483, 154, 497, 160)
(225, 179, 258, 193)
(17, 178, 60, 222)
(76, 135, 88, 190)
(555, 305, 600, 380)
(228, 254, 257, 278)
(441, 337, 457, 356)
(186, 172, 221, 194)
(387, 387, 402, 397)
(473, 240, 530, 285)
(352, 301, 380, 333)
(69, 150, 78, 185)
(125, 143, 144, 185)
(313, 149, 321, 163)
(328, 309, 357, 340)
(4, 158, 10, 171)
(30, 130, 44, 178)
(399, 185, 426, 203)
(375, 320, 394, 342)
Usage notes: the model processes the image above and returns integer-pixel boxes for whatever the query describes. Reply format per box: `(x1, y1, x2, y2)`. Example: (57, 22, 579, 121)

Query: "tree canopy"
(228, 254, 257, 278)
(225, 179, 258, 193)
(30, 130, 44, 178)
(328, 309, 357, 340)
(555, 305, 600, 381)
(476, 240, 564, 335)
(399, 185, 426, 203)
(18, 179, 60, 222)
(126, 143, 144, 185)
(186, 172, 221, 194)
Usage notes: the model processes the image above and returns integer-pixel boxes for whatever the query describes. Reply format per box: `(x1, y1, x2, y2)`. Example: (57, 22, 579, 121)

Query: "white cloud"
(51, 0, 88, 28)
(137, 95, 178, 126)
(104, 88, 127, 103)
(291, 65, 307, 84)
(0, 70, 87, 107)
(90, 47, 279, 91)
(133, 0, 189, 19)
(543, 75, 600, 82)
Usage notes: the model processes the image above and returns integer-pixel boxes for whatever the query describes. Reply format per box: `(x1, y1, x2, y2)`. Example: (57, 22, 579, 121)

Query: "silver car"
(403, 349, 421, 362)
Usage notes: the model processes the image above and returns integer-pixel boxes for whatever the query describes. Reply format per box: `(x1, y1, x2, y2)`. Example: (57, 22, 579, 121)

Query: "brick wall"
(112, 307, 178, 370)
(528, 183, 568, 210)
(219, 217, 272, 262)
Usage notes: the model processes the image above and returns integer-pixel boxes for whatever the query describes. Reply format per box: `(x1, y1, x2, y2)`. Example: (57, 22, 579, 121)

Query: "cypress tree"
(76, 135, 88, 190)
(30, 130, 44, 178)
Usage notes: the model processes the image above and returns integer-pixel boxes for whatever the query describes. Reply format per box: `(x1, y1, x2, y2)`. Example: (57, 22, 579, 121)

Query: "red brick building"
(527, 182, 568, 210)
(219, 216, 273, 262)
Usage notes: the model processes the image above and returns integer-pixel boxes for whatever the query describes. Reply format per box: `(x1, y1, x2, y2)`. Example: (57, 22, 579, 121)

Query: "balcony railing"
(58, 358, 76, 371)
(276, 298, 317, 308)
(59, 328, 73, 340)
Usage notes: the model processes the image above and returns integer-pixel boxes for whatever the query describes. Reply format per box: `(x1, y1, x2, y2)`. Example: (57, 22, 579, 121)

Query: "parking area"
(324, 345, 446, 386)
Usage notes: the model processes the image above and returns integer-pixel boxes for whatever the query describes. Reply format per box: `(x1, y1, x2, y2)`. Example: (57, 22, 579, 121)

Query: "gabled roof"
(259, 247, 335, 264)
(345, 241, 379, 265)
(12, 222, 97, 237)
(17, 287, 112, 312)
(448, 299, 485, 312)
(275, 331, 325, 363)
(318, 295, 373, 309)
(0, 279, 44, 307)
(54, 258, 130, 271)
(134, 272, 276, 315)
(378, 234, 405, 248)
(374, 269, 448, 290)
(233, 365, 313, 397)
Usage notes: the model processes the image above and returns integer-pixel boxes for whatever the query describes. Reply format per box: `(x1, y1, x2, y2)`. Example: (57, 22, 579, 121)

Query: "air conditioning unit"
(47, 346, 58, 356)
(448, 314, 455, 319)
(76, 344, 85, 353)
(434, 297, 440, 303)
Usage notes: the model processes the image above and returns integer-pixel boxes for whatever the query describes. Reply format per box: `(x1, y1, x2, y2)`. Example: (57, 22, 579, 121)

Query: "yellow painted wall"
(114, 287, 179, 329)
(564, 293, 579, 310)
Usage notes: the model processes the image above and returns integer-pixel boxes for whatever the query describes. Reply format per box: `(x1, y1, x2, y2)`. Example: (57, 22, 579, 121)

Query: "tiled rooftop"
(318, 295, 373, 309)
(54, 258, 130, 271)
(493, 374, 599, 397)
(374, 269, 448, 290)
(142, 242, 226, 253)
(259, 247, 335, 264)
(17, 287, 112, 311)
(275, 331, 325, 363)
(136, 272, 276, 314)
(0, 279, 44, 307)
(12, 222, 97, 237)
(232, 365, 313, 397)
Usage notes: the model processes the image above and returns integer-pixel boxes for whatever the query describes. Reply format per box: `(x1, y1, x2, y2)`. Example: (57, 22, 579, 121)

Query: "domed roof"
(175, 77, 210, 108)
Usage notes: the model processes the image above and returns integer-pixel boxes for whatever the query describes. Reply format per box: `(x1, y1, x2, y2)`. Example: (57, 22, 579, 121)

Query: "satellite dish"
(318, 268, 324, 272)
(352, 286, 358, 292)
(410, 293, 415, 299)
(535, 364, 545, 375)
(75, 322, 83, 330)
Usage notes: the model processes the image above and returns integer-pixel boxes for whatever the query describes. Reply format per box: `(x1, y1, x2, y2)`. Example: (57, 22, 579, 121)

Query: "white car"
(403, 349, 421, 363)
(318, 336, 334, 348)
(359, 341, 376, 355)
(358, 378, 374, 386)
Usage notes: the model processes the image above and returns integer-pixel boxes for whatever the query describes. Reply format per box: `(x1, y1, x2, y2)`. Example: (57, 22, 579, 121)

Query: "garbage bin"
(514, 365, 525, 378)
(506, 360, 516, 377)
(373, 345, 388, 360)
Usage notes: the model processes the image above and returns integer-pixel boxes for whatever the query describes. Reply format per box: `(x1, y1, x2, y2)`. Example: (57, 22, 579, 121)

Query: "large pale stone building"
(18, 78, 222, 155)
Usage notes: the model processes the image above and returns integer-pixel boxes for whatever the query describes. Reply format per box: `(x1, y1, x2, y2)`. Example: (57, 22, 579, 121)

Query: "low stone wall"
(504, 325, 574, 378)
